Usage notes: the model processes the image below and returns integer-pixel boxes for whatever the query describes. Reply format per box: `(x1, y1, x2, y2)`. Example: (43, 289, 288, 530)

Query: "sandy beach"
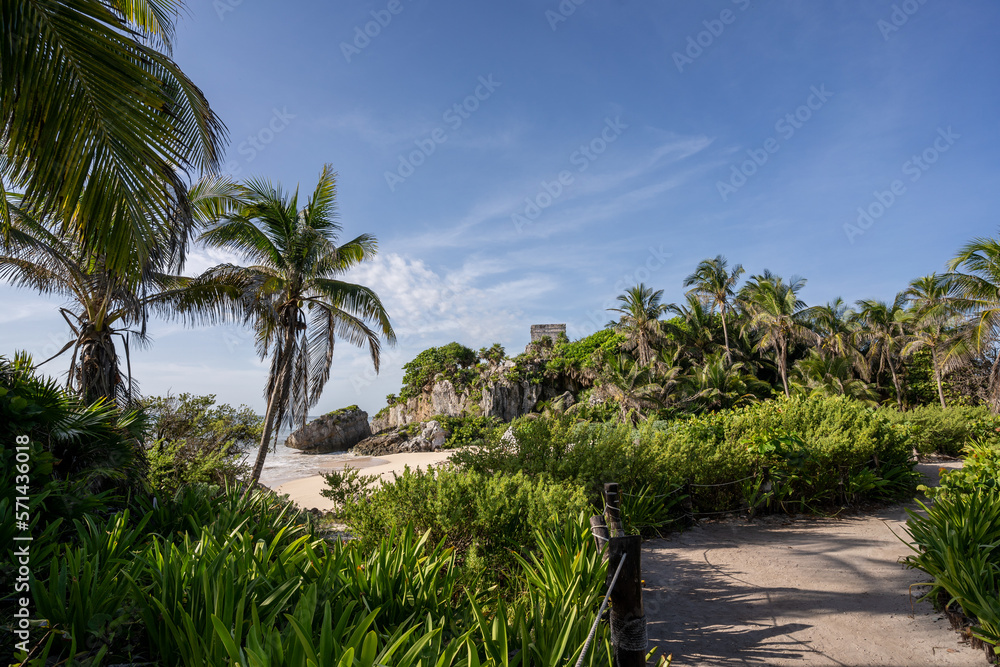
(272, 451, 454, 511)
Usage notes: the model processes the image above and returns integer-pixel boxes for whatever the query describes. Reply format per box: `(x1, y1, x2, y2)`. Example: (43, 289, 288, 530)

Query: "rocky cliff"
(285, 406, 371, 453)
(370, 370, 549, 432)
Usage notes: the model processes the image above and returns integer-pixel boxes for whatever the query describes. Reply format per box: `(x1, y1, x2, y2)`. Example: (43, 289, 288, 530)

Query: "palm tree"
(947, 236, 1000, 412)
(902, 274, 969, 408)
(686, 351, 764, 411)
(0, 179, 243, 404)
(790, 350, 878, 405)
(683, 255, 744, 361)
(607, 283, 668, 365)
(2, 0, 224, 274)
(199, 166, 395, 486)
(598, 351, 680, 424)
(665, 293, 719, 365)
(809, 298, 868, 379)
(738, 271, 817, 397)
(854, 294, 909, 409)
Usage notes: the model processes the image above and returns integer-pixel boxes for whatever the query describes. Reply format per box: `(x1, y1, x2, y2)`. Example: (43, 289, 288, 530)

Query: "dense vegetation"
(905, 439, 1000, 656)
(3, 358, 629, 666)
(4, 1, 1000, 663)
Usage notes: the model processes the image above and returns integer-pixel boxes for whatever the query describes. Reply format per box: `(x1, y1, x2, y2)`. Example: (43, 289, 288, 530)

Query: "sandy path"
(273, 451, 453, 511)
(642, 463, 980, 666)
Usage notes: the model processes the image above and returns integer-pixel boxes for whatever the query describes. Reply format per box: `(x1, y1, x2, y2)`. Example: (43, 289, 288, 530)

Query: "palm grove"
(588, 246, 1000, 422)
(1, 1, 394, 486)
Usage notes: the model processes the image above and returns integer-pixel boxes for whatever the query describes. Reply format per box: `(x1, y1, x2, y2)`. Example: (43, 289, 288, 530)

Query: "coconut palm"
(683, 255, 744, 361)
(902, 274, 970, 408)
(665, 293, 719, 366)
(790, 350, 878, 405)
(808, 298, 868, 379)
(947, 236, 1000, 412)
(199, 166, 395, 486)
(598, 351, 680, 424)
(0, 178, 243, 405)
(854, 294, 910, 409)
(738, 271, 817, 397)
(607, 283, 668, 366)
(686, 351, 765, 411)
(2, 0, 224, 274)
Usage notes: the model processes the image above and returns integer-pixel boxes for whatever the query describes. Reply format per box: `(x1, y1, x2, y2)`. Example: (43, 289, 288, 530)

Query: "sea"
(245, 418, 373, 488)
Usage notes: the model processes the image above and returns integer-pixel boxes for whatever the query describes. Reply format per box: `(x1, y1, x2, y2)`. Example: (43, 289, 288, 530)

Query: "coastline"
(269, 450, 454, 511)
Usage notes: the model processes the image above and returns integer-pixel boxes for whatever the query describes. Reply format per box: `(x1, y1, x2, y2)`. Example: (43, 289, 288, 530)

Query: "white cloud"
(345, 252, 526, 342)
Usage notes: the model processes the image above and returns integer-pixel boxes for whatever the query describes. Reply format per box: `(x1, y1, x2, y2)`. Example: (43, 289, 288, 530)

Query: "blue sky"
(3, 0, 999, 416)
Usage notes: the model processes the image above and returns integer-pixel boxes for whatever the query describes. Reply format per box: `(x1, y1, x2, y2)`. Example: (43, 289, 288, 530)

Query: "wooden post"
(682, 479, 695, 524)
(590, 515, 610, 557)
(604, 482, 623, 537)
(607, 535, 646, 667)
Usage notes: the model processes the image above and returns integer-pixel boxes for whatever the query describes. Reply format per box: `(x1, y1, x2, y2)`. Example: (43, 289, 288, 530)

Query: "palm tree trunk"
(245, 373, 284, 490)
(932, 348, 947, 408)
(889, 360, 904, 410)
(720, 308, 731, 362)
(76, 328, 119, 405)
(988, 352, 1000, 415)
(245, 326, 296, 491)
(779, 338, 790, 397)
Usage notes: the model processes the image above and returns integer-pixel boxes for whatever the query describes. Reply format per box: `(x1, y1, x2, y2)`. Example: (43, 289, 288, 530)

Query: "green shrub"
(545, 328, 624, 373)
(905, 488, 1000, 646)
(342, 467, 590, 582)
(21, 475, 611, 666)
(885, 404, 1000, 456)
(428, 414, 503, 448)
(451, 415, 667, 503)
(141, 393, 261, 494)
(924, 439, 1000, 500)
(455, 396, 917, 521)
(399, 342, 478, 400)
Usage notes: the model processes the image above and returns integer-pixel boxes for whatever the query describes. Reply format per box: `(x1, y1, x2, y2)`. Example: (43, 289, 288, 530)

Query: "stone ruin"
(530, 323, 566, 342)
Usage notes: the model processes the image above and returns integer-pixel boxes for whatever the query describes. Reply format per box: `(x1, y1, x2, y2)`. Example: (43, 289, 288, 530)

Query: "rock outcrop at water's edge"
(354, 420, 449, 456)
(285, 406, 371, 453)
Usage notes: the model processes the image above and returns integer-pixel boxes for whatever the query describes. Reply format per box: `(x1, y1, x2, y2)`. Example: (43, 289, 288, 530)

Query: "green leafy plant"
(142, 393, 262, 494)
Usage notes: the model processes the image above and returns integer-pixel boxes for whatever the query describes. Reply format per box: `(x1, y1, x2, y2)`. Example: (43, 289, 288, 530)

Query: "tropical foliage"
(198, 165, 395, 485)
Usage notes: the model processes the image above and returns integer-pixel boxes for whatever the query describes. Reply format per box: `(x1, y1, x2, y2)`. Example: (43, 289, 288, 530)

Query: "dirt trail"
(641, 463, 983, 666)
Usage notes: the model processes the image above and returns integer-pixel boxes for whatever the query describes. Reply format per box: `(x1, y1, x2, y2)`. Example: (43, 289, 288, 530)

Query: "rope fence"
(615, 454, 903, 528)
(574, 552, 627, 667)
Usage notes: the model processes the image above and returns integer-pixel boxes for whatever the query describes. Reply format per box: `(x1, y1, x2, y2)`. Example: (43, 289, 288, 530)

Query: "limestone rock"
(354, 419, 450, 456)
(371, 379, 472, 432)
(480, 379, 542, 421)
(353, 429, 409, 456)
(285, 407, 371, 454)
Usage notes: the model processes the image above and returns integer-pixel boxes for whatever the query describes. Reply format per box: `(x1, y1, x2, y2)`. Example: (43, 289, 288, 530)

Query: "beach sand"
(272, 451, 454, 511)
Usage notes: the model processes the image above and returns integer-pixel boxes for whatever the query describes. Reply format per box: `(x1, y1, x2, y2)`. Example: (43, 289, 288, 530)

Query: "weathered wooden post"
(590, 515, 610, 557)
(604, 482, 624, 536)
(607, 535, 646, 667)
